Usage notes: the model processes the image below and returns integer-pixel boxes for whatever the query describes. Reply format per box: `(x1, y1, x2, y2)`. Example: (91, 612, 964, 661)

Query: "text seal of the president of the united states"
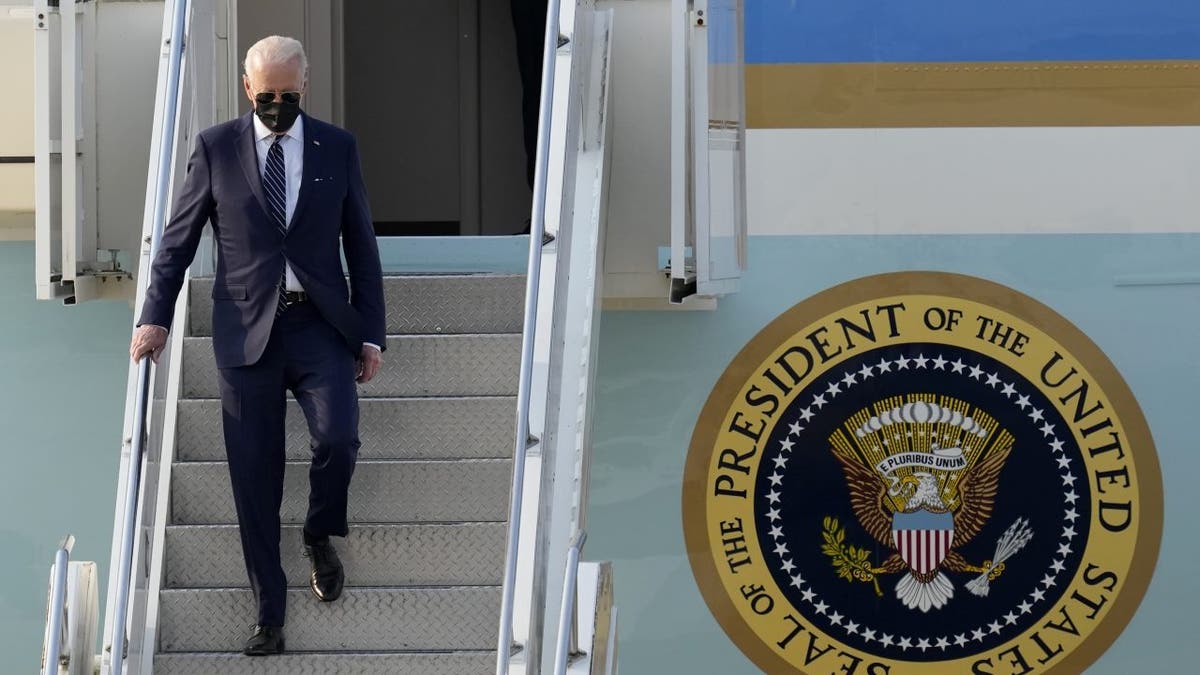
(682, 272, 1162, 674)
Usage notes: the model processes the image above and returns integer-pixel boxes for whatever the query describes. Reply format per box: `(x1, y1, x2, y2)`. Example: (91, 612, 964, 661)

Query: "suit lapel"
(289, 112, 320, 229)
(234, 113, 272, 219)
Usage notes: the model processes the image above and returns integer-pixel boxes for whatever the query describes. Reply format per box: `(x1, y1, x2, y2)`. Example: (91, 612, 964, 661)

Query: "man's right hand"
(130, 325, 169, 363)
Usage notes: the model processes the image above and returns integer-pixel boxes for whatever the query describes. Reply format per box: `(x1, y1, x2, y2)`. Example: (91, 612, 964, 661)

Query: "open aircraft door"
(669, 0, 747, 303)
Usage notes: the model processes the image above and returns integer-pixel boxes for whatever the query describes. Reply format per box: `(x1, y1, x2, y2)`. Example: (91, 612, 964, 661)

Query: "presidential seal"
(682, 272, 1162, 675)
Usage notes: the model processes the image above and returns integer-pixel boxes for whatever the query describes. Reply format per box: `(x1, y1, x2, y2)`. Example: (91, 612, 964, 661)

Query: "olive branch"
(821, 516, 883, 597)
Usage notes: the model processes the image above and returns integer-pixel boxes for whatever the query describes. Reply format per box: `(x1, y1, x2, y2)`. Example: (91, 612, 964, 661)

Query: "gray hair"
(243, 35, 307, 77)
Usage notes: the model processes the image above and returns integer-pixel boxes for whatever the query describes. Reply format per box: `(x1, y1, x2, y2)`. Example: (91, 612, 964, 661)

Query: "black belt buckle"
(282, 290, 308, 307)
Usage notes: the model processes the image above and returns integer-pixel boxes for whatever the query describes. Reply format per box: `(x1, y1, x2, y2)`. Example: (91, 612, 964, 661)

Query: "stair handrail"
(496, 0, 565, 671)
(42, 535, 76, 675)
(553, 529, 587, 674)
(106, 0, 190, 670)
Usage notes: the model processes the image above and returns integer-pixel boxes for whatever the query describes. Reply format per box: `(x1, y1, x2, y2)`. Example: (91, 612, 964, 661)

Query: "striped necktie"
(264, 135, 289, 315)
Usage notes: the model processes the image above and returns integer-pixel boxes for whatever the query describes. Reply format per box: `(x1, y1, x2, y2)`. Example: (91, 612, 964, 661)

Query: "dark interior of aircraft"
(238, 0, 536, 236)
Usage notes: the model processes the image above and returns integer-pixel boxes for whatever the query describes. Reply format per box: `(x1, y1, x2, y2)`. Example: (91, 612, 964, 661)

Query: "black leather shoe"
(243, 624, 284, 656)
(302, 537, 345, 601)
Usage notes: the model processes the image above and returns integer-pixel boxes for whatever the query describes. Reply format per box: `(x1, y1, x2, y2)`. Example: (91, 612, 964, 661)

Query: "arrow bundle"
(965, 518, 1034, 597)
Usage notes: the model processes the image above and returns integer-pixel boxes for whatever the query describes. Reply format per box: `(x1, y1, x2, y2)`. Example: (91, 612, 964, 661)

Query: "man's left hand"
(357, 344, 383, 384)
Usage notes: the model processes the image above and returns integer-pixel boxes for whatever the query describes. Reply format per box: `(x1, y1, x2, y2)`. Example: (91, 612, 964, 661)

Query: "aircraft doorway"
(237, 0, 534, 236)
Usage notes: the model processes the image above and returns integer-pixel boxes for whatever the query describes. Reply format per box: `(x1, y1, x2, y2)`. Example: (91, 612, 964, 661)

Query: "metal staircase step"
(182, 334, 521, 398)
(165, 523, 505, 588)
(157, 587, 500, 652)
(189, 274, 525, 336)
(158, 272, 523, 666)
(154, 651, 496, 675)
(176, 396, 516, 461)
(171, 460, 512, 525)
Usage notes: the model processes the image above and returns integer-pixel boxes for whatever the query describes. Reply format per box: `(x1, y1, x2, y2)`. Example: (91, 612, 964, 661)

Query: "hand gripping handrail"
(107, 0, 190, 670)
(553, 530, 587, 675)
(42, 535, 76, 675)
(496, 0, 564, 672)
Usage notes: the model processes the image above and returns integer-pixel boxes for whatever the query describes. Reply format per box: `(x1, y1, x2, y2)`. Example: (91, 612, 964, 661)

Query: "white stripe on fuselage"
(747, 127, 1200, 235)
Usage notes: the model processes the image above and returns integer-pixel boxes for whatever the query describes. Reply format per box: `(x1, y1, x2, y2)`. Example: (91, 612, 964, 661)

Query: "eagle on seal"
(832, 442, 1012, 612)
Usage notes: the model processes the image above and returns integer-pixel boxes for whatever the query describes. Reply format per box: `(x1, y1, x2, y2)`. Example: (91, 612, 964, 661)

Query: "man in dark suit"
(129, 35, 385, 656)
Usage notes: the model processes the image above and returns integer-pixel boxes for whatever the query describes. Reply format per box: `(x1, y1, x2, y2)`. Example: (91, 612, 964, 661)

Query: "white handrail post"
(107, 358, 150, 669)
(553, 530, 587, 675)
(42, 535, 76, 675)
(105, 0, 190, 671)
(495, 0, 565, 673)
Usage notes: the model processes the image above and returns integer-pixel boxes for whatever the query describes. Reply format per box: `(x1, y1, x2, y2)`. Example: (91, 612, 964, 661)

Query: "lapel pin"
(313, 140, 320, 146)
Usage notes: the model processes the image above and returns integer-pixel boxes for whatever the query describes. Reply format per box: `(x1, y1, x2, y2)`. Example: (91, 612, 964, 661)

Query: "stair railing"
(105, 0, 190, 670)
(553, 529, 587, 674)
(42, 535, 75, 675)
(496, 0, 566, 671)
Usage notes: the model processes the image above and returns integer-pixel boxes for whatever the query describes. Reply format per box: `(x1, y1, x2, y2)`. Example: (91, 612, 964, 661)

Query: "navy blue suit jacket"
(138, 112, 386, 368)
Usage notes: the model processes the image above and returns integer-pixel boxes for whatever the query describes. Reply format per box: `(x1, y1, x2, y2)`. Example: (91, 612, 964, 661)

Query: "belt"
(281, 290, 309, 307)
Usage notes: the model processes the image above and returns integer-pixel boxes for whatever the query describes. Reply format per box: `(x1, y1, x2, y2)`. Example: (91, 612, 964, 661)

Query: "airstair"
(153, 275, 522, 673)
(38, 0, 618, 673)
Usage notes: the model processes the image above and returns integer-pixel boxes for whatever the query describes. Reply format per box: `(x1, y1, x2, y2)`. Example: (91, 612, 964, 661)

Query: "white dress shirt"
(253, 113, 305, 292)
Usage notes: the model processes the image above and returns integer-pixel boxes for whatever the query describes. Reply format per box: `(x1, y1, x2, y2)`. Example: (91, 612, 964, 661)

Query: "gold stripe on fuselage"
(747, 60, 1200, 128)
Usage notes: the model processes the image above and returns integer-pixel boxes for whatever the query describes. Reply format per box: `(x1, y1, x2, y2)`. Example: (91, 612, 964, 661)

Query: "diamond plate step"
(154, 651, 496, 675)
(176, 396, 516, 461)
(157, 587, 500, 652)
(182, 334, 521, 399)
(161, 272, 522, 666)
(189, 275, 525, 336)
(165, 523, 506, 588)
(171, 460, 511, 525)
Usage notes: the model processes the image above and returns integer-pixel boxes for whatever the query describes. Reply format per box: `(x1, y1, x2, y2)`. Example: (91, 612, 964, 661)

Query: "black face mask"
(254, 99, 301, 133)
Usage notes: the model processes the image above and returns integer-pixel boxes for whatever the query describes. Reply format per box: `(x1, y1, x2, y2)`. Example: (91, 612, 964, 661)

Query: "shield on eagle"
(892, 508, 955, 575)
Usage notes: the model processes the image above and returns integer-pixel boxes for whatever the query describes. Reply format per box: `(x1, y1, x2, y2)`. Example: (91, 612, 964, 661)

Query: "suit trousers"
(216, 301, 360, 626)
